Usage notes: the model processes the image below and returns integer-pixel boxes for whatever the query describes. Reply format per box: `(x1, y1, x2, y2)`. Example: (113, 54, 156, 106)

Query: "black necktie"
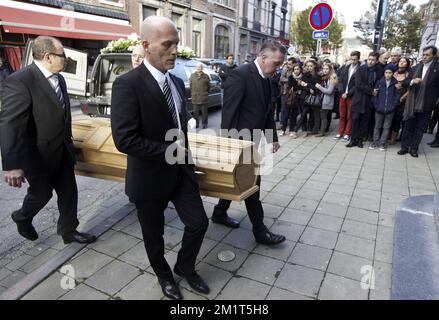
(50, 74, 65, 109)
(163, 78, 179, 127)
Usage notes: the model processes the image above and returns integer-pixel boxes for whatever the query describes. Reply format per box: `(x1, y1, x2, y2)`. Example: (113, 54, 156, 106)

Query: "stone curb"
(0, 204, 136, 300)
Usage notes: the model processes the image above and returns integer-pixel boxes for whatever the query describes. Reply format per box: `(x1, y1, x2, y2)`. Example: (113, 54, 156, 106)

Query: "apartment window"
(216, 0, 235, 7)
(281, 11, 287, 38)
(271, 3, 276, 36)
(214, 25, 230, 59)
(192, 18, 202, 57)
(250, 40, 258, 60)
(172, 13, 183, 40)
(142, 6, 157, 19)
(254, 0, 262, 22)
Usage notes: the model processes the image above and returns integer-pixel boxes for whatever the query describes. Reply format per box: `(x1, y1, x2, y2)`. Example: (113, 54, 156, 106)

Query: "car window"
(170, 63, 188, 82)
(98, 56, 132, 83)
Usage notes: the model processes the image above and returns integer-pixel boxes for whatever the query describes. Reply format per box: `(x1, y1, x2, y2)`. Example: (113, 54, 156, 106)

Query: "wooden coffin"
(71, 119, 259, 201)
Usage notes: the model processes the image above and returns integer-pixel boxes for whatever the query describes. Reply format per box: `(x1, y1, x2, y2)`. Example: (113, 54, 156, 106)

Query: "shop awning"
(0, 0, 136, 41)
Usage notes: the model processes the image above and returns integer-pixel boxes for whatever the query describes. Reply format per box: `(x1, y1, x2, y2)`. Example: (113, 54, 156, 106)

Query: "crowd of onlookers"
(267, 46, 439, 157)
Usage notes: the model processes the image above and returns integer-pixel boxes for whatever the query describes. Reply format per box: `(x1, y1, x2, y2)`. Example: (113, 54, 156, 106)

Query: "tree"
(382, 3, 422, 54)
(291, 7, 344, 55)
(355, 0, 378, 48)
(381, 0, 409, 50)
(355, 0, 422, 53)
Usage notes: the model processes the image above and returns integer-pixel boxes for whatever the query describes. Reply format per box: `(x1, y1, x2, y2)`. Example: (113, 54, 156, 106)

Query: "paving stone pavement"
(3, 128, 439, 300)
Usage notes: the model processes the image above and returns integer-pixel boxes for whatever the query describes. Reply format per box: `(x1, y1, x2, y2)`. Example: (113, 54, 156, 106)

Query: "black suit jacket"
(111, 63, 196, 201)
(0, 63, 75, 174)
(220, 62, 278, 144)
(351, 64, 383, 114)
(339, 64, 358, 97)
(403, 58, 439, 113)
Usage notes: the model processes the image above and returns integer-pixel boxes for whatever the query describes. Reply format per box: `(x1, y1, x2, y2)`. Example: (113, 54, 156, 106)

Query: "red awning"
(0, 3, 136, 41)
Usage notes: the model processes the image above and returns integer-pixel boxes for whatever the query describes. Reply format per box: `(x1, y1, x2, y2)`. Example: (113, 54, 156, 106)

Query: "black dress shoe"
(357, 141, 364, 148)
(410, 151, 419, 158)
(397, 149, 409, 155)
(174, 267, 210, 294)
(254, 231, 286, 245)
(346, 141, 357, 148)
(13, 219, 38, 241)
(159, 279, 183, 300)
(431, 142, 439, 148)
(62, 231, 97, 244)
(211, 215, 240, 228)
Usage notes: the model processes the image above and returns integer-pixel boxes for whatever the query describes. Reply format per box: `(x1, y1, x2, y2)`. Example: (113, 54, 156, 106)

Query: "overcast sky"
(293, 0, 429, 37)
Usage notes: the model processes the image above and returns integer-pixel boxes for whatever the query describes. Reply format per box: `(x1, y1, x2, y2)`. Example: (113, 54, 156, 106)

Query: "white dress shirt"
(143, 59, 182, 130)
(34, 60, 58, 90)
(345, 63, 358, 94)
(422, 60, 433, 80)
(254, 59, 265, 79)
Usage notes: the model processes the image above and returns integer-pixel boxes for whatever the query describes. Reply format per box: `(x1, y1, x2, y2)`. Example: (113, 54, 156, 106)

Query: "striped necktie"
(50, 74, 65, 109)
(163, 78, 179, 127)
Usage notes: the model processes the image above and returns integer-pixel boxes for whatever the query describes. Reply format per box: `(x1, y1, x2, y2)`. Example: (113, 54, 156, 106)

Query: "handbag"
(285, 88, 296, 107)
(304, 92, 323, 108)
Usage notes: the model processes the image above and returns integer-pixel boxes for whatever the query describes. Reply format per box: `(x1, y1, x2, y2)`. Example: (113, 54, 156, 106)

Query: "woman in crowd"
(314, 63, 338, 137)
(389, 57, 411, 144)
(293, 60, 321, 137)
(280, 63, 303, 138)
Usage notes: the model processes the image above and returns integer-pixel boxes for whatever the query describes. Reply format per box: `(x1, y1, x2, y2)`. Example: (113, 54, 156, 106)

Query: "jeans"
(373, 112, 394, 147)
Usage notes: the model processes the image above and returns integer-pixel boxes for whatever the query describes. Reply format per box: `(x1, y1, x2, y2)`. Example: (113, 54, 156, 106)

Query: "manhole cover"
(217, 250, 235, 262)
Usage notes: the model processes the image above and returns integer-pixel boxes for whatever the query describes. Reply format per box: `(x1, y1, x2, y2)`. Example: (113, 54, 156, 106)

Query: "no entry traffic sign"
(309, 3, 333, 31)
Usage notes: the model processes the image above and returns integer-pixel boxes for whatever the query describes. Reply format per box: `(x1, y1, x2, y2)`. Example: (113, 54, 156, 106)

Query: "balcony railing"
(253, 21, 261, 32)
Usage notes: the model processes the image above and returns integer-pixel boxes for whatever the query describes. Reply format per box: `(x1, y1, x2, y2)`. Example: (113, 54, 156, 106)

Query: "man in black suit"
(211, 40, 286, 246)
(111, 16, 209, 300)
(347, 52, 383, 148)
(0, 36, 96, 245)
(399, 46, 439, 156)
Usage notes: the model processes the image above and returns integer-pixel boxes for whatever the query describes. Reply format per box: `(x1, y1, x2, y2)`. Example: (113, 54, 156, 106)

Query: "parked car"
(81, 53, 222, 117)
(21, 41, 222, 118)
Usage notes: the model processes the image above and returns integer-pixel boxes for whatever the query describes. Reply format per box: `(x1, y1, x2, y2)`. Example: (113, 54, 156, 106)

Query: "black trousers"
(12, 151, 79, 236)
(212, 176, 266, 235)
(350, 111, 363, 143)
(401, 111, 430, 152)
(281, 106, 299, 132)
(295, 104, 314, 132)
(134, 168, 208, 281)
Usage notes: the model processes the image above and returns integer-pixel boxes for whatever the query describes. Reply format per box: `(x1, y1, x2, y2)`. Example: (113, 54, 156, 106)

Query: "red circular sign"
(309, 3, 333, 31)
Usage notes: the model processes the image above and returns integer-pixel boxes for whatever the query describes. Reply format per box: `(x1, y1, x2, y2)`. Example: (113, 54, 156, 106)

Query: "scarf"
(404, 62, 432, 120)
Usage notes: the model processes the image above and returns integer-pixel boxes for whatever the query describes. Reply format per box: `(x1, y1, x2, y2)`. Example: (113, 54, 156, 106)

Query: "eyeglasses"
(49, 52, 66, 59)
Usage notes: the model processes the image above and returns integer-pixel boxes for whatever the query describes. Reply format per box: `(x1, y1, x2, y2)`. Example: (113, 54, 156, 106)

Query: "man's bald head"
(141, 16, 177, 42)
(140, 16, 179, 73)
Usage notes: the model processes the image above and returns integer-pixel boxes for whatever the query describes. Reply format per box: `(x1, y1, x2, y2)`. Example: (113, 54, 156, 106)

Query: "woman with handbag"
(314, 63, 338, 137)
(293, 60, 321, 137)
(280, 63, 303, 137)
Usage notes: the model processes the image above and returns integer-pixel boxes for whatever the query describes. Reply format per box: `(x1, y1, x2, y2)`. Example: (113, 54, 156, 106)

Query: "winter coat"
(189, 71, 211, 105)
(316, 79, 335, 110)
(351, 64, 383, 114)
(373, 77, 401, 114)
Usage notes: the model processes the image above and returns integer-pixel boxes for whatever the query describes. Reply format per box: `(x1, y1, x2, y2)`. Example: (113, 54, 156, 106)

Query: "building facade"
(127, 0, 292, 63)
(0, 0, 135, 70)
(236, 0, 291, 64)
(419, 0, 439, 61)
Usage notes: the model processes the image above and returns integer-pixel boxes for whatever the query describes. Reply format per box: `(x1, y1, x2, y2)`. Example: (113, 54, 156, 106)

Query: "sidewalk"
(1, 130, 438, 300)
